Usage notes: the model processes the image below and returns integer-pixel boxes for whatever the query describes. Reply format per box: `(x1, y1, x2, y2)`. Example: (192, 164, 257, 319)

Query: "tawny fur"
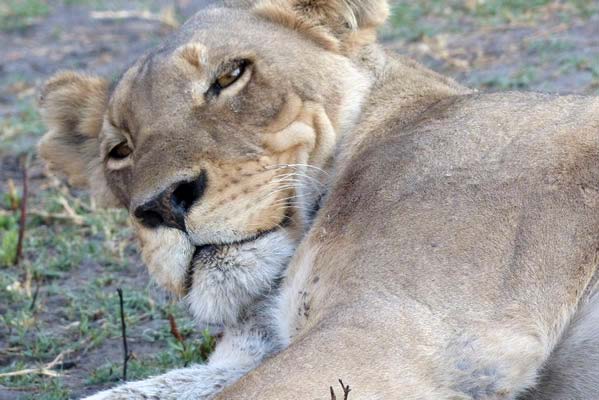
(38, 1, 599, 399)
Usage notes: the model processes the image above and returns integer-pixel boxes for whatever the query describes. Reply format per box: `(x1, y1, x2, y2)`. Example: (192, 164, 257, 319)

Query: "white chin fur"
(186, 230, 295, 326)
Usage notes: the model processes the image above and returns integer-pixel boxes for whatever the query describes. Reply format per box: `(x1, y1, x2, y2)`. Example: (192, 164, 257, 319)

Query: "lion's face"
(38, 1, 388, 326)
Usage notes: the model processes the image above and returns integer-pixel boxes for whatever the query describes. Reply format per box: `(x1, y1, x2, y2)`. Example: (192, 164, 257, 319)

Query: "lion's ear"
(38, 71, 118, 207)
(253, 0, 389, 52)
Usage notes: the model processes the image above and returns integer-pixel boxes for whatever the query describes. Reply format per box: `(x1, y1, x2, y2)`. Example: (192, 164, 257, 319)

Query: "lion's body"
(221, 82, 599, 399)
(38, 1, 599, 399)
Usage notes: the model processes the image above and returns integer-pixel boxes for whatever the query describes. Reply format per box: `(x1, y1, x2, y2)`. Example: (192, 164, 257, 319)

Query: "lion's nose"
(133, 171, 207, 231)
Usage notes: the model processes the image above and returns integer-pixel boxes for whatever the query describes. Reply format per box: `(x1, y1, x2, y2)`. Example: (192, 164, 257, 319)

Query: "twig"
(0, 350, 70, 378)
(117, 288, 131, 381)
(0, 209, 84, 225)
(56, 196, 84, 225)
(0, 384, 37, 392)
(0, 368, 60, 378)
(14, 155, 29, 266)
(29, 279, 40, 311)
(339, 380, 351, 400)
(91, 10, 160, 21)
(90, 7, 179, 28)
(73, 335, 97, 359)
(330, 379, 351, 400)
(45, 175, 94, 212)
(167, 314, 185, 344)
(40, 170, 94, 213)
(0, 347, 22, 356)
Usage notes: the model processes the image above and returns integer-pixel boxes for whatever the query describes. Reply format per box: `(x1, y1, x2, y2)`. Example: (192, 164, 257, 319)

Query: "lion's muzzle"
(133, 170, 208, 231)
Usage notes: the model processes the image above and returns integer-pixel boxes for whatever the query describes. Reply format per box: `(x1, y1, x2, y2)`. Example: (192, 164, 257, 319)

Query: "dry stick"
(91, 10, 160, 21)
(330, 379, 351, 400)
(56, 196, 84, 225)
(29, 279, 40, 311)
(0, 347, 21, 356)
(0, 209, 84, 225)
(167, 314, 185, 344)
(0, 350, 70, 378)
(14, 156, 29, 266)
(89, 8, 179, 28)
(339, 379, 351, 400)
(117, 288, 130, 381)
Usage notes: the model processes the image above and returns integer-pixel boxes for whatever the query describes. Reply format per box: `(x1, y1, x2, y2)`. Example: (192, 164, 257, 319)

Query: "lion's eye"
(109, 142, 132, 160)
(212, 60, 249, 95)
(217, 67, 242, 88)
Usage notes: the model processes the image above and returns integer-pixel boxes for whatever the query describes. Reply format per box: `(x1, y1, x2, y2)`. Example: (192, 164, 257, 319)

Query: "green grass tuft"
(0, 0, 49, 32)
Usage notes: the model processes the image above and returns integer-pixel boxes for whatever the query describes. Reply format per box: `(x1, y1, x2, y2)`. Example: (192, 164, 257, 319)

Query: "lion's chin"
(137, 216, 297, 327)
(184, 229, 296, 327)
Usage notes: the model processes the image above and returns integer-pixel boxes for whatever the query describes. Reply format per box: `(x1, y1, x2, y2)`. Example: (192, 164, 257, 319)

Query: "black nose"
(134, 171, 207, 231)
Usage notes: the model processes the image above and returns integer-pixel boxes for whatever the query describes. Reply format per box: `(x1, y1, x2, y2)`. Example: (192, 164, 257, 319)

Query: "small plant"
(167, 314, 216, 366)
(0, 0, 50, 32)
(0, 228, 18, 266)
(3, 179, 21, 210)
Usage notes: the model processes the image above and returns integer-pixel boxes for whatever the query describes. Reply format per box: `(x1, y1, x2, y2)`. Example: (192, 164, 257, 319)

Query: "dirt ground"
(1, 1, 598, 399)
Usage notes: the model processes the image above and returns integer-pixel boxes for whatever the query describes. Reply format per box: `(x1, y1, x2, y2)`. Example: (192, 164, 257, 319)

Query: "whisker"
(257, 186, 296, 203)
(272, 173, 325, 191)
(269, 193, 313, 207)
(272, 172, 324, 183)
(268, 163, 329, 177)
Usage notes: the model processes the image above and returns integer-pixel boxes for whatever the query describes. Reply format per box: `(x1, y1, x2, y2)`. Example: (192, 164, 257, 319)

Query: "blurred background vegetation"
(0, 1, 598, 398)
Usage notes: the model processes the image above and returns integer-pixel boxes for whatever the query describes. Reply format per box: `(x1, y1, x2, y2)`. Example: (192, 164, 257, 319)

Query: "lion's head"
(38, 0, 388, 326)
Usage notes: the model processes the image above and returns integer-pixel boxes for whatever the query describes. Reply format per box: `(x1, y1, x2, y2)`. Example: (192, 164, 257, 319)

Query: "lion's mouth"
(183, 225, 283, 294)
(182, 202, 295, 295)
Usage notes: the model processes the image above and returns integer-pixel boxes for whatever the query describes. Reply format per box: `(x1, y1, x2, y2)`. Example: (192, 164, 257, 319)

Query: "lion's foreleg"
(83, 322, 279, 400)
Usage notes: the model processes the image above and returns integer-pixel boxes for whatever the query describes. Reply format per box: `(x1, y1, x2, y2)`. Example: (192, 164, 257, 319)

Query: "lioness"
(38, 0, 599, 399)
